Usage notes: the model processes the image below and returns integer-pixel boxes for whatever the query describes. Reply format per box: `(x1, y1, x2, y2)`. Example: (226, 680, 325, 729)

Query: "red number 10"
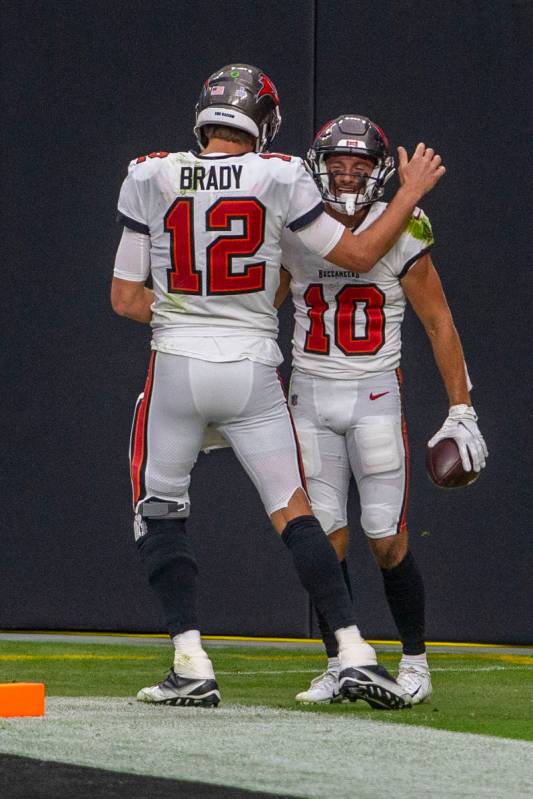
(304, 283, 385, 355)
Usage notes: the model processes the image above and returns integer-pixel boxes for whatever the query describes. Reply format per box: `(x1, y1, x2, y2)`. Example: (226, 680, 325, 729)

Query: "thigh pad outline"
(354, 416, 401, 477)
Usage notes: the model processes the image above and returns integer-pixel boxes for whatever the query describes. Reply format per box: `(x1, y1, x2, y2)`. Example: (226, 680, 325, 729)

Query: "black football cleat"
(136, 668, 221, 707)
(339, 664, 412, 710)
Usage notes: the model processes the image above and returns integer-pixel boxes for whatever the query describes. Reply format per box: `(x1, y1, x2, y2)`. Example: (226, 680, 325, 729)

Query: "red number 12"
(164, 197, 266, 295)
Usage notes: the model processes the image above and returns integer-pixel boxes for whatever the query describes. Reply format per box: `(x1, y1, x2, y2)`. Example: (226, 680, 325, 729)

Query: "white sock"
(400, 652, 429, 671)
(172, 629, 205, 656)
(327, 656, 341, 674)
(335, 626, 377, 667)
(335, 625, 364, 647)
(172, 630, 214, 679)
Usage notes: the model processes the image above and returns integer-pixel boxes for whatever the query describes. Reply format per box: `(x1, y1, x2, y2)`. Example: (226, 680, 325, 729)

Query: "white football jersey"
(115, 150, 323, 363)
(281, 202, 434, 379)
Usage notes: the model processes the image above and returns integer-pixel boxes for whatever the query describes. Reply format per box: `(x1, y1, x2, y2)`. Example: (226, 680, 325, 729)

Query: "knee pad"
(361, 504, 396, 539)
(354, 417, 401, 477)
(135, 517, 197, 583)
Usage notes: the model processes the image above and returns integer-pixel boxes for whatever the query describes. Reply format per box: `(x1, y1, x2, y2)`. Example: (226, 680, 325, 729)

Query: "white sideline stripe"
(0, 698, 532, 799)
(216, 665, 532, 675)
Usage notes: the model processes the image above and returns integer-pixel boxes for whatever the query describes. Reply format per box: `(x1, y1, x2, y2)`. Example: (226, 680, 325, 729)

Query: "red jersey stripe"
(395, 367, 410, 534)
(130, 352, 156, 505)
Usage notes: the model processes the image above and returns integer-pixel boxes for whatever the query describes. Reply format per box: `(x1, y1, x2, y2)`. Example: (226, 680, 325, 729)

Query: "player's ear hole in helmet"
(307, 115, 395, 213)
(194, 63, 282, 153)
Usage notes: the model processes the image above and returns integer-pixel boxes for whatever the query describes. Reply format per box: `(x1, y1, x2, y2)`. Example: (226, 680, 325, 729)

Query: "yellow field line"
(1, 650, 529, 665)
(0, 655, 156, 661)
(204, 636, 528, 649)
(0, 630, 530, 649)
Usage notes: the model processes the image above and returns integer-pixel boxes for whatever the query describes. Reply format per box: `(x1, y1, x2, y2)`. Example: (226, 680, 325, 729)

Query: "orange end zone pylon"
(0, 683, 45, 717)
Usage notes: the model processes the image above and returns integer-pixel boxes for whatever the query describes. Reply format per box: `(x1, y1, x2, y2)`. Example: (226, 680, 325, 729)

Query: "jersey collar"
(191, 151, 250, 160)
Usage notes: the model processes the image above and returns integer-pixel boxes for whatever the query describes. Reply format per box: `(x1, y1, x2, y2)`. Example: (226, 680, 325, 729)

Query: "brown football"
(426, 437, 479, 488)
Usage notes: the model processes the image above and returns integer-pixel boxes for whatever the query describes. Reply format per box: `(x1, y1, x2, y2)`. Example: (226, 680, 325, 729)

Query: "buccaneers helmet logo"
(256, 73, 280, 105)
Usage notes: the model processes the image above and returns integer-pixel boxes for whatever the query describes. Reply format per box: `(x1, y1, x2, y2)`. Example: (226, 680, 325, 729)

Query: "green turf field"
(1, 639, 531, 741)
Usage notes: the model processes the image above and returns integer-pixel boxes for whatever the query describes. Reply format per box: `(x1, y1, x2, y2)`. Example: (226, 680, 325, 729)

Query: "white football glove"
(428, 404, 488, 472)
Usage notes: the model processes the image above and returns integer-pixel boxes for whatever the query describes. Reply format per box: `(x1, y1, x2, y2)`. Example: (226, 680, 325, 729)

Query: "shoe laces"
(310, 670, 339, 689)
(398, 665, 429, 686)
(399, 664, 429, 676)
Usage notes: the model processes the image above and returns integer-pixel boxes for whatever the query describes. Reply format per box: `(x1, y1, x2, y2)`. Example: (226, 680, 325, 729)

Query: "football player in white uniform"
(278, 115, 487, 704)
(111, 66, 445, 709)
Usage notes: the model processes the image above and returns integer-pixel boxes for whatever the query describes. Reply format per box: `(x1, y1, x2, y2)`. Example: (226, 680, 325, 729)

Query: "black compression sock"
(381, 550, 426, 655)
(136, 519, 199, 637)
(282, 516, 357, 632)
(316, 559, 353, 658)
(340, 559, 353, 601)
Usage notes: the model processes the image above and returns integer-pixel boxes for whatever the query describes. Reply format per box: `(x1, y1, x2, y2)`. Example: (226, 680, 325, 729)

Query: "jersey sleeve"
(285, 159, 324, 232)
(397, 208, 434, 278)
(295, 211, 344, 257)
(116, 161, 150, 235)
(113, 227, 151, 283)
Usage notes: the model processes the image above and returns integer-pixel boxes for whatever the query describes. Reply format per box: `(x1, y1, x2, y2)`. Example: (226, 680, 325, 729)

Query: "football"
(426, 437, 479, 488)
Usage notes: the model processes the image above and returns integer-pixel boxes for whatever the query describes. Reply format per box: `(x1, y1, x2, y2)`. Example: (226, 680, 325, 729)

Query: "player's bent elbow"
(111, 286, 133, 317)
(423, 314, 457, 340)
(111, 299, 130, 317)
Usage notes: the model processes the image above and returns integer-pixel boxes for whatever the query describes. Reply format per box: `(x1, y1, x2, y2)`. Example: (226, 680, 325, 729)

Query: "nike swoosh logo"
(369, 391, 389, 401)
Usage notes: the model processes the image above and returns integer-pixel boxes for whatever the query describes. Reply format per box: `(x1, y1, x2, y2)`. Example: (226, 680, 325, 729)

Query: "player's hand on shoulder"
(428, 405, 488, 473)
(397, 143, 445, 198)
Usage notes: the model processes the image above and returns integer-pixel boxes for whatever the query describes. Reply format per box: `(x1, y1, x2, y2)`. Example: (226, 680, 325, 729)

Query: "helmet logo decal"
(230, 69, 240, 78)
(339, 139, 367, 148)
(210, 85, 225, 96)
(256, 73, 280, 105)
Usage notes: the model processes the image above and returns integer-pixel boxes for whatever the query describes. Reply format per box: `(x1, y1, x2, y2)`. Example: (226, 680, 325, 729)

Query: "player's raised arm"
(323, 144, 445, 272)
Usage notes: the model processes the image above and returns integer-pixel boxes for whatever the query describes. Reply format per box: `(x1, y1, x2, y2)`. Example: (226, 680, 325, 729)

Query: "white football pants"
(288, 368, 409, 539)
(130, 352, 305, 516)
